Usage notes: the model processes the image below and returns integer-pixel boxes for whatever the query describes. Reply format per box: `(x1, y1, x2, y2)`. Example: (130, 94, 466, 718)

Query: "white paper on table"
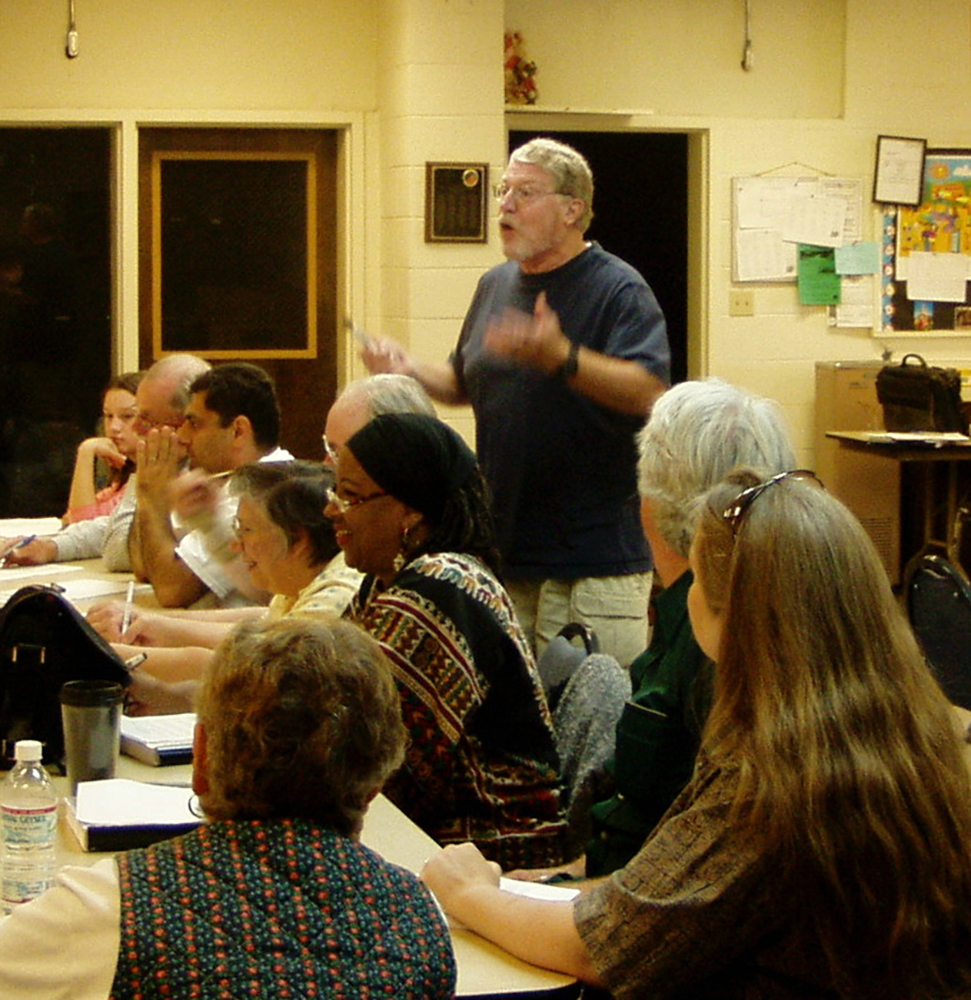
(439, 876, 580, 932)
(0, 573, 135, 608)
(74, 778, 197, 827)
(498, 877, 581, 901)
(0, 563, 83, 583)
(0, 517, 63, 537)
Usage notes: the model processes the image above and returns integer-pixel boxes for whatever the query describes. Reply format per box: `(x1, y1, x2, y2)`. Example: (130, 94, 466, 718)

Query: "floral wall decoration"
(504, 31, 538, 106)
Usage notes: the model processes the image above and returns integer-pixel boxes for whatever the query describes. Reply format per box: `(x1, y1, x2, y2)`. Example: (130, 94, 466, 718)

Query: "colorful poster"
(883, 150, 971, 334)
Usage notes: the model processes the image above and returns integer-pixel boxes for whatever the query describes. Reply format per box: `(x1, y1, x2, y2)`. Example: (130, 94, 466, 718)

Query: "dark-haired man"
(130, 362, 293, 608)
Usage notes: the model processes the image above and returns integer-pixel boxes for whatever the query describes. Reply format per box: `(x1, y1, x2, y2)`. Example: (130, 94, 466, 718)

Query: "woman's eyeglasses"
(721, 470, 823, 537)
(325, 486, 388, 514)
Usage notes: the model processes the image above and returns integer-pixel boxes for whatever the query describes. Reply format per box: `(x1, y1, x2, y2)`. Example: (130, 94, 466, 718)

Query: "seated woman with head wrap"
(326, 412, 569, 870)
(0, 617, 456, 999)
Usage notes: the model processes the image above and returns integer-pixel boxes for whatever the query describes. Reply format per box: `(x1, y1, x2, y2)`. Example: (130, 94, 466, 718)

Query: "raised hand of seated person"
(170, 469, 221, 530)
(77, 435, 129, 471)
(0, 536, 58, 567)
(136, 427, 183, 513)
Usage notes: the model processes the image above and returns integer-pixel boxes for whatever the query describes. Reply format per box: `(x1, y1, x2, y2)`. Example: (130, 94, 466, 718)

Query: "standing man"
(130, 361, 293, 608)
(363, 138, 669, 665)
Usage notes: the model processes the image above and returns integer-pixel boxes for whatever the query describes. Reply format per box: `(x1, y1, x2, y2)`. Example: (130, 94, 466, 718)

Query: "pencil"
(121, 580, 135, 634)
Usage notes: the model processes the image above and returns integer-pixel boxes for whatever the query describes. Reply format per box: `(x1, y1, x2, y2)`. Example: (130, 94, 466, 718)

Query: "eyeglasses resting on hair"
(721, 469, 824, 537)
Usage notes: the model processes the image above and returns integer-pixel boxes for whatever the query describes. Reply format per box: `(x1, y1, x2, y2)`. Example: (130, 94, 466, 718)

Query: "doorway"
(509, 130, 689, 384)
(0, 127, 112, 516)
(138, 127, 339, 461)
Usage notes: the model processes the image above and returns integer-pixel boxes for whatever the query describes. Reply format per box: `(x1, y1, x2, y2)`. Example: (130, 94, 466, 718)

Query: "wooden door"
(139, 127, 338, 461)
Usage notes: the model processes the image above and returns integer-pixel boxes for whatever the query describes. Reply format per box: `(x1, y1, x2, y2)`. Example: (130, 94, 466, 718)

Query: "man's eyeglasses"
(492, 183, 564, 205)
(137, 412, 184, 432)
(721, 470, 823, 537)
(231, 517, 250, 540)
(322, 438, 340, 465)
(325, 486, 388, 514)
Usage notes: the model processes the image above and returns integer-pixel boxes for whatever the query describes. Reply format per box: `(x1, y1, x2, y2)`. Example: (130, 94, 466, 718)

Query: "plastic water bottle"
(1, 739, 58, 913)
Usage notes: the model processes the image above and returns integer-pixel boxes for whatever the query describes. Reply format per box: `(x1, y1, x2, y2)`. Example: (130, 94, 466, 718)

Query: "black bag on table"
(0, 584, 130, 768)
(876, 353, 968, 434)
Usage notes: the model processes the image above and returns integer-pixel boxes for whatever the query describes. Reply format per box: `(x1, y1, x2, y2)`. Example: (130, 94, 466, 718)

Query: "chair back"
(905, 552, 971, 710)
(537, 622, 599, 711)
(552, 652, 631, 858)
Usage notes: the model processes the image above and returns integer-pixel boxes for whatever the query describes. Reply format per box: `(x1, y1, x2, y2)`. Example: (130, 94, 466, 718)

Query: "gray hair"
(342, 373, 436, 419)
(508, 138, 594, 234)
(638, 378, 796, 557)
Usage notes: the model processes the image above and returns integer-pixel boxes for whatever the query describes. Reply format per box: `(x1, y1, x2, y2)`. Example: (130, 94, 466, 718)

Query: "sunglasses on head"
(721, 469, 824, 537)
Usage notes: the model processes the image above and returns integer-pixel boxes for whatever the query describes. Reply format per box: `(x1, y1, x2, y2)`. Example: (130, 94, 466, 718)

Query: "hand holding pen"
(0, 535, 57, 567)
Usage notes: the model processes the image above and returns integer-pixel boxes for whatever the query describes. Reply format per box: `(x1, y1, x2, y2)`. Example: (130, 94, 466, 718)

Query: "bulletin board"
(881, 149, 971, 336)
(732, 173, 864, 282)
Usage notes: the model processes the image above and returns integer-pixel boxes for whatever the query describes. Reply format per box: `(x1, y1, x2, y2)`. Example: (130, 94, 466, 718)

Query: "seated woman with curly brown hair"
(0, 617, 456, 1000)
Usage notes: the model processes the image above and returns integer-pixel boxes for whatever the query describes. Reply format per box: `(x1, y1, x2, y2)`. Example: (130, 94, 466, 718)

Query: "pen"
(121, 580, 135, 634)
(124, 651, 148, 672)
(344, 317, 375, 350)
(0, 534, 36, 566)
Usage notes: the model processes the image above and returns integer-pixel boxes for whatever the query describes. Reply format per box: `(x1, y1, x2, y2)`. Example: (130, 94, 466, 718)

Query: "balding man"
(322, 373, 436, 463)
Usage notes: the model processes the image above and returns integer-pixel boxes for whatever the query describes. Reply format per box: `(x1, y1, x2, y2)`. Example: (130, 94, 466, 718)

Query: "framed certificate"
(873, 135, 926, 207)
(424, 163, 489, 243)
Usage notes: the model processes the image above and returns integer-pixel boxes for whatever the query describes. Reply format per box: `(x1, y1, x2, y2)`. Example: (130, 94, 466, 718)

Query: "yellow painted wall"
(0, 0, 379, 112)
(0, 0, 968, 461)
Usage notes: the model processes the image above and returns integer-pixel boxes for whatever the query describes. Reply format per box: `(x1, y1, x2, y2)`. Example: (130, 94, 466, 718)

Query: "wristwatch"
(557, 340, 580, 380)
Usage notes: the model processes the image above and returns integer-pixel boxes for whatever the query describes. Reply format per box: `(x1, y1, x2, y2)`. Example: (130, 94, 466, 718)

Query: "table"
(2, 550, 580, 996)
(54, 761, 579, 999)
(827, 432, 971, 573)
(0, 555, 147, 610)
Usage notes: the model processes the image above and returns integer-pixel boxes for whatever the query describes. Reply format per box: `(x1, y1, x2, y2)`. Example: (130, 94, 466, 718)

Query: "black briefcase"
(876, 353, 968, 434)
(0, 584, 130, 767)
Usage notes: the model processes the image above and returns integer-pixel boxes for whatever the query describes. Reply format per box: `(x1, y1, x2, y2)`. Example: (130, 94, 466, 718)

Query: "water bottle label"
(1, 805, 58, 846)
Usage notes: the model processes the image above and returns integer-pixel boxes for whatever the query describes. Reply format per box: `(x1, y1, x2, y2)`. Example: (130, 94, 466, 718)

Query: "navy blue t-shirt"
(451, 243, 670, 579)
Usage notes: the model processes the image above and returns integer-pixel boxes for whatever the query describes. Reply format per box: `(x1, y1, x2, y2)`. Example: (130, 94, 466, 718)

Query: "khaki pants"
(506, 572, 653, 669)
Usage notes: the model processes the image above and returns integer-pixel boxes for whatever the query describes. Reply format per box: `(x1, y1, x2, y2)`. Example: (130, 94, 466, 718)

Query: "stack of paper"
(120, 713, 196, 766)
(65, 777, 201, 852)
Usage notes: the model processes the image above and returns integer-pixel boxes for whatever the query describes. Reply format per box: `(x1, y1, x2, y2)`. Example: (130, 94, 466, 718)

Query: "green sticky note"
(798, 244, 840, 305)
